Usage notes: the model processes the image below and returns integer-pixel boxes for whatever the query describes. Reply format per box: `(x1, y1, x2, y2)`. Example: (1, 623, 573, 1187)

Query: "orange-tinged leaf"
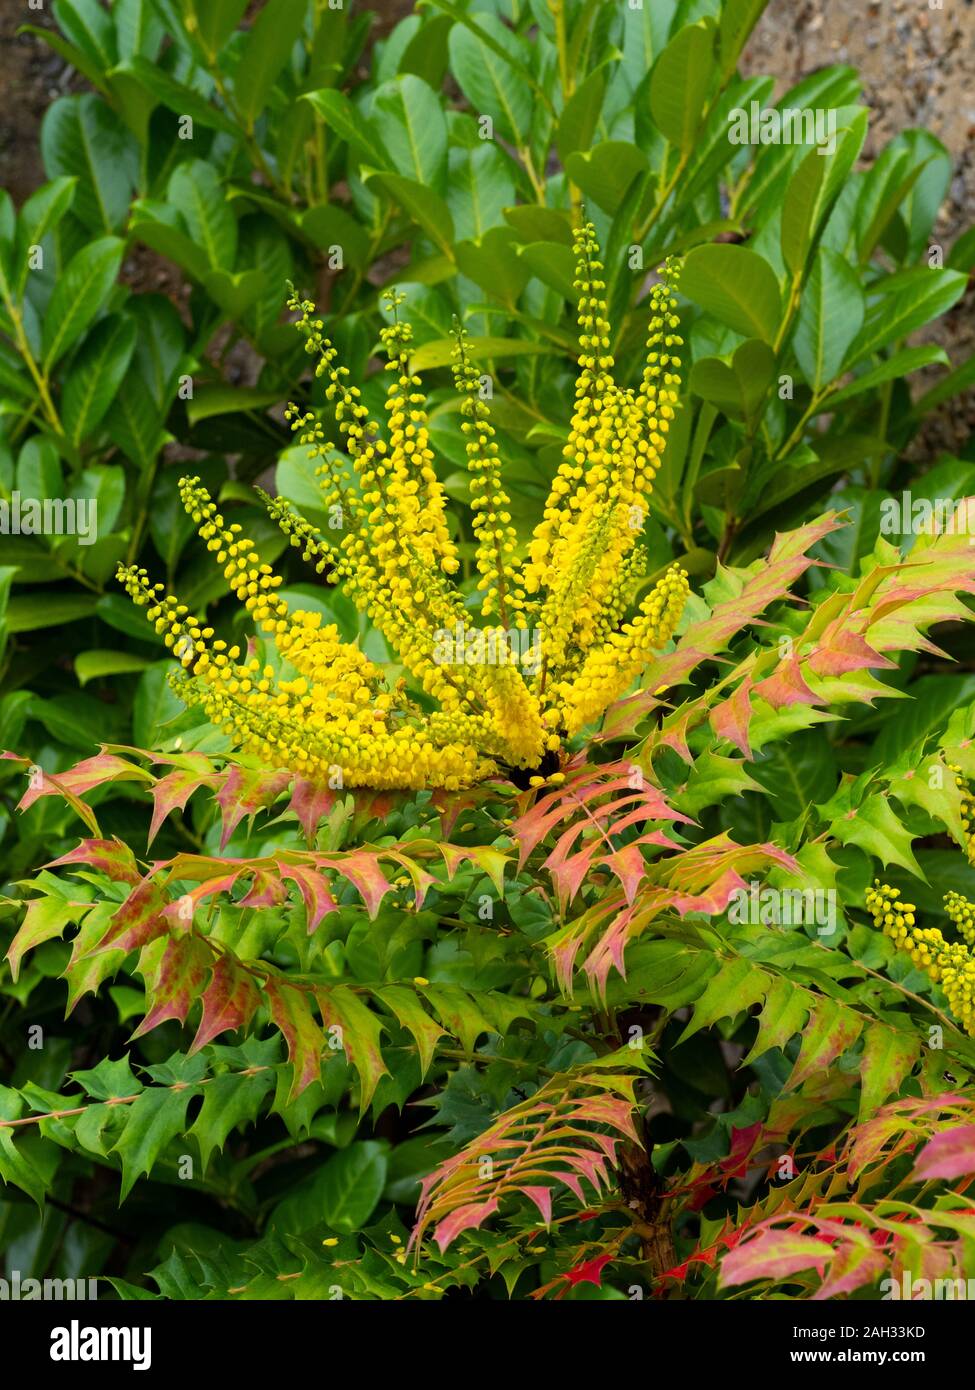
(190, 953, 262, 1052)
(265, 976, 325, 1099)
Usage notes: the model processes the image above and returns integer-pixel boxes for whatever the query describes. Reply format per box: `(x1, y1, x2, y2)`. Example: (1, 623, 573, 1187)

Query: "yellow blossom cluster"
(949, 763, 975, 864)
(866, 881, 975, 1035)
(117, 226, 688, 790)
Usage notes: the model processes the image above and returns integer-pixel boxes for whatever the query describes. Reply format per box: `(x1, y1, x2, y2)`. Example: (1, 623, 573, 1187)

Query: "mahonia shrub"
(5, 232, 975, 1300)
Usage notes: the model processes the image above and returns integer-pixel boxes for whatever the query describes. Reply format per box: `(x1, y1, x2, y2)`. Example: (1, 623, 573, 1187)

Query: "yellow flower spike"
(451, 321, 526, 625)
(866, 880, 975, 1037)
(122, 230, 688, 790)
(555, 564, 689, 737)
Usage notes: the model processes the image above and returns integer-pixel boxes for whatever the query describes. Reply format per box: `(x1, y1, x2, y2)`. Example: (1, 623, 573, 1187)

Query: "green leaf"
(564, 141, 647, 214)
(186, 0, 249, 59)
(319, 1141, 388, 1233)
(371, 75, 447, 192)
(456, 227, 529, 307)
(40, 94, 136, 234)
(556, 68, 606, 163)
(7, 592, 100, 633)
(61, 313, 138, 445)
(53, 0, 117, 70)
(302, 203, 370, 269)
(827, 345, 949, 407)
(847, 268, 967, 365)
(233, 0, 307, 132)
(681, 243, 782, 344)
(448, 13, 533, 146)
(116, 56, 239, 137)
(75, 650, 152, 686)
(718, 0, 767, 82)
(129, 206, 211, 282)
(14, 176, 77, 295)
(188, 1068, 276, 1172)
(201, 267, 267, 319)
(112, 1085, 200, 1201)
(449, 144, 517, 242)
(679, 959, 769, 1041)
(650, 19, 717, 152)
(411, 336, 552, 372)
(133, 662, 186, 746)
(829, 793, 924, 879)
(689, 338, 774, 427)
(858, 1022, 919, 1121)
(375, 986, 444, 1079)
(794, 248, 864, 391)
(186, 384, 280, 426)
(22, 22, 110, 97)
(674, 751, 764, 817)
(366, 172, 455, 259)
(301, 89, 392, 170)
(115, 0, 165, 61)
(41, 235, 124, 369)
(780, 113, 867, 276)
(0, 1103, 60, 1208)
(6, 894, 85, 983)
(168, 161, 237, 270)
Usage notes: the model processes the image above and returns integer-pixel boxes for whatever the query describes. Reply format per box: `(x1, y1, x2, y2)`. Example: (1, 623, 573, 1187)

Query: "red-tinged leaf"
(721, 1122, 763, 1177)
(581, 904, 636, 994)
(189, 952, 262, 1052)
(289, 776, 338, 844)
(45, 837, 142, 886)
(6, 895, 89, 982)
(16, 767, 100, 835)
(657, 706, 696, 762)
(546, 838, 599, 910)
(215, 766, 291, 850)
(562, 1252, 615, 1287)
(175, 871, 242, 911)
(94, 877, 170, 956)
(386, 851, 437, 910)
(131, 934, 212, 1039)
(598, 843, 649, 905)
(672, 866, 748, 917)
(319, 850, 392, 918)
(520, 1185, 554, 1226)
(659, 1227, 741, 1282)
(710, 676, 754, 757)
(433, 1198, 500, 1253)
(811, 1243, 887, 1299)
(148, 767, 220, 846)
(807, 625, 896, 676)
(16, 751, 151, 812)
(752, 655, 821, 709)
(719, 1228, 833, 1287)
(237, 867, 287, 908)
(912, 1125, 975, 1182)
(278, 861, 339, 933)
(264, 976, 325, 1099)
(315, 985, 389, 1114)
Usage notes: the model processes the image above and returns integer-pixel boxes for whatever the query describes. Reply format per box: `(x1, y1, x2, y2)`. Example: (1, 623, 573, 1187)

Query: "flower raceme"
(118, 226, 688, 791)
(866, 881, 975, 1036)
